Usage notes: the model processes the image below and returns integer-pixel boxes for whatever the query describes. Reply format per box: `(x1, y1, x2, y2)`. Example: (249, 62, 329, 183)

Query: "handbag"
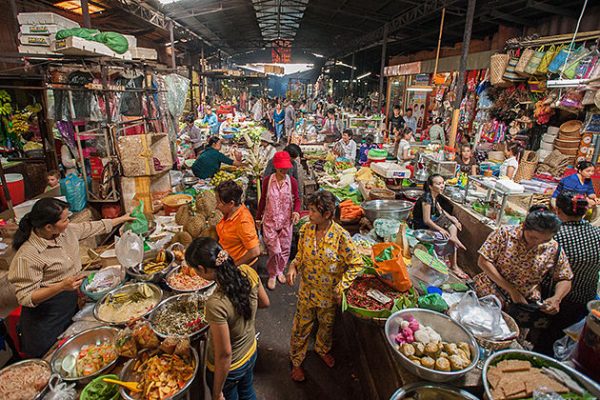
(548, 45, 578, 74)
(524, 46, 545, 75)
(503, 51, 527, 82)
(536, 44, 561, 75)
(515, 47, 534, 76)
(563, 47, 590, 79)
(490, 53, 510, 86)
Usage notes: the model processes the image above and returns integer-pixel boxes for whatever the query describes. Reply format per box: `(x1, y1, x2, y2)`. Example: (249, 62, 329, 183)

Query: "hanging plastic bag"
(124, 201, 149, 234)
(115, 230, 144, 268)
(60, 173, 87, 212)
(449, 291, 515, 340)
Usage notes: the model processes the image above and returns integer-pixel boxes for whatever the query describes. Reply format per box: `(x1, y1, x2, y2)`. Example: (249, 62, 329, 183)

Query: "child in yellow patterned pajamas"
(286, 191, 363, 382)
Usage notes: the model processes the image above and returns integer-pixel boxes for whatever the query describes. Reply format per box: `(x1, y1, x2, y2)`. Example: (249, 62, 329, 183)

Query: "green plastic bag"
(375, 246, 395, 262)
(56, 28, 100, 40)
(418, 293, 449, 312)
(94, 32, 129, 54)
(124, 201, 148, 234)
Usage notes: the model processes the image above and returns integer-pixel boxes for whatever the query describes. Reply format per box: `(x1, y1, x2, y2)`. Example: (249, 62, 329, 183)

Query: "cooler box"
(0, 173, 25, 208)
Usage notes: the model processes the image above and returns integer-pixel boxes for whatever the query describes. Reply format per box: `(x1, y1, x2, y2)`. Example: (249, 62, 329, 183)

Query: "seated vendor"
(358, 135, 378, 165)
(320, 109, 342, 137)
(336, 129, 357, 161)
(202, 107, 219, 136)
(8, 198, 134, 357)
(552, 161, 599, 207)
(218, 114, 235, 136)
(192, 136, 242, 179)
(457, 144, 478, 176)
(215, 180, 261, 267)
(179, 114, 204, 155)
(411, 174, 468, 278)
(499, 142, 522, 180)
(395, 127, 415, 164)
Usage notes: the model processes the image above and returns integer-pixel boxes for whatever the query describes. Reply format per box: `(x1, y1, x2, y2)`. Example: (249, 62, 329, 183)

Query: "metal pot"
(385, 309, 479, 382)
(389, 382, 479, 400)
(400, 189, 424, 202)
(361, 200, 414, 222)
(93, 282, 163, 325)
(0, 359, 51, 400)
(149, 293, 210, 339)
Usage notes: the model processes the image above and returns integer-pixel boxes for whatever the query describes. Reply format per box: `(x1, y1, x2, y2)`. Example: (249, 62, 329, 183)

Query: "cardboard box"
(131, 47, 158, 60)
(118, 133, 173, 177)
(17, 12, 79, 28)
(53, 36, 132, 60)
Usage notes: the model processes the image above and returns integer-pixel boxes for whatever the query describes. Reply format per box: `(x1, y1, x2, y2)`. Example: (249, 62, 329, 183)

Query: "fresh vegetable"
(81, 374, 119, 400)
(340, 199, 364, 221)
(76, 342, 118, 377)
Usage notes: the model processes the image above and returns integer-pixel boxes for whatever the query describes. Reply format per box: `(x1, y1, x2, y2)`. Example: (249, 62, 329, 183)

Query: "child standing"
(286, 191, 362, 382)
(256, 151, 301, 290)
(45, 170, 61, 192)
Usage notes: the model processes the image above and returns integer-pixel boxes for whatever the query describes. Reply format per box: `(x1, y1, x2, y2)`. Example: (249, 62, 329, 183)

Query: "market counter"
(341, 313, 483, 400)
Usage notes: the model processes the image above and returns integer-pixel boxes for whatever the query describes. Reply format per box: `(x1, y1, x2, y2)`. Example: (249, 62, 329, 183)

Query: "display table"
(341, 313, 483, 400)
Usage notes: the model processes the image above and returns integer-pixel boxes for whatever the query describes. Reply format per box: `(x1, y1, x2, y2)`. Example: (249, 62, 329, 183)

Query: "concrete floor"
(253, 257, 366, 400)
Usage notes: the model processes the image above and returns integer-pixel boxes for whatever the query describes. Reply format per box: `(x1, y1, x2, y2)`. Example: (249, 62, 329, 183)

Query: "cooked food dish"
(166, 266, 212, 291)
(97, 284, 159, 324)
(0, 361, 51, 400)
(76, 343, 118, 377)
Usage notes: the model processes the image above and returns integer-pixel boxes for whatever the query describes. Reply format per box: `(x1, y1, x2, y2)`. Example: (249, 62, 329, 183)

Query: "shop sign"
(384, 61, 421, 77)
(272, 39, 292, 64)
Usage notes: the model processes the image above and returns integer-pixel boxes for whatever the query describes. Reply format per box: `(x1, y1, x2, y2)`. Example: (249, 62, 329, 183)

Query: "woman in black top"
(535, 191, 600, 355)
(412, 174, 469, 278)
(456, 144, 478, 176)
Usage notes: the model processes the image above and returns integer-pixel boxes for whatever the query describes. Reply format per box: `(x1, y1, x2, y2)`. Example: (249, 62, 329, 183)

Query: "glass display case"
(463, 176, 533, 227)
(422, 154, 457, 178)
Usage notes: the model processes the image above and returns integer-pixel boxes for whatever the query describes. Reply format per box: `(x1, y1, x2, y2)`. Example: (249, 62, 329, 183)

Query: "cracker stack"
(487, 360, 569, 400)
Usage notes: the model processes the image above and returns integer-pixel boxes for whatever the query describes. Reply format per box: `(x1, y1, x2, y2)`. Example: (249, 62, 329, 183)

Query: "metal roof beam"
(526, 0, 579, 18)
(488, 9, 535, 26)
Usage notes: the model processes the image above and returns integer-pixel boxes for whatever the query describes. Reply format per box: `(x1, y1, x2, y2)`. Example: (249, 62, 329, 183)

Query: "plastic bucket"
(0, 173, 25, 207)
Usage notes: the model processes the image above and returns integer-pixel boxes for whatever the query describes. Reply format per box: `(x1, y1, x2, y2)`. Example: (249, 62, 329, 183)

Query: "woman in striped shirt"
(8, 198, 133, 357)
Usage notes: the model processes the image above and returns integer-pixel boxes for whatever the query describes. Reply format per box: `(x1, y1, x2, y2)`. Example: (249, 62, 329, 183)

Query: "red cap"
(273, 151, 293, 169)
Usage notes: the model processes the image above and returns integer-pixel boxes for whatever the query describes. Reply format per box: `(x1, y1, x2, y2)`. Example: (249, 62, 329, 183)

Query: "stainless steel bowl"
(149, 293, 209, 339)
(361, 200, 414, 222)
(385, 309, 479, 382)
(93, 282, 163, 325)
(413, 229, 436, 244)
(401, 189, 424, 202)
(390, 382, 480, 400)
(164, 265, 216, 294)
(119, 347, 200, 400)
(483, 350, 600, 399)
(126, 250, 175, 283)
(183, 176, 199, 186)
(50, 326, 119, 384)
(0, 359, 51, 400)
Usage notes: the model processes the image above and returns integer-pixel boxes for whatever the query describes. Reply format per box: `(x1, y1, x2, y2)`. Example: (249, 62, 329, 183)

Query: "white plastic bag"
(43, 375, 76, 400)
(115, 231, 144, 268)
(449, 291, 514, 339)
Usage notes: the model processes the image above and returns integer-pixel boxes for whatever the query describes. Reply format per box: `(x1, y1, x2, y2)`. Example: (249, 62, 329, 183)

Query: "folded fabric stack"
(518, 179, 557, 194)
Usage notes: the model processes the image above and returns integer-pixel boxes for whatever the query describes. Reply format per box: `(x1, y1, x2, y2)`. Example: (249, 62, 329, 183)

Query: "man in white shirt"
(404, 107, 417, 133)
(338, 129, 357, 161)
(179, 114, 205, 155)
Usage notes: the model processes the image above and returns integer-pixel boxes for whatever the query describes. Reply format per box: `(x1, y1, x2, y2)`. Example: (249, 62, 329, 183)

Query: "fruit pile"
(210, 170, 236, 187)
(173, 190, 222, 245)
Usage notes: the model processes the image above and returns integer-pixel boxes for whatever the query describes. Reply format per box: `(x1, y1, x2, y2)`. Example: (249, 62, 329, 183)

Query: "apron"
(20, 291, 78, 357)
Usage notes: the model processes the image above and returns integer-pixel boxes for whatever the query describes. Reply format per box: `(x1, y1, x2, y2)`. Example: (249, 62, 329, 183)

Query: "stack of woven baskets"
(538, 126, 559, 161)
(553, 120, 583, 165)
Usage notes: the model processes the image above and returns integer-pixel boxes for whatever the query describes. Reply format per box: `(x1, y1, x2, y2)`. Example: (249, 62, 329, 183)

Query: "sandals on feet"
(318, 353, 335, 368)
(291, 366, 306, 382)
(267, 277, 276, 290)
(277, 274, 286, 284)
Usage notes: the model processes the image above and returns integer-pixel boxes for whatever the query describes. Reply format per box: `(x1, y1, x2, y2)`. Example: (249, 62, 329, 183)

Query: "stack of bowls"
(554, 120, 583, 162)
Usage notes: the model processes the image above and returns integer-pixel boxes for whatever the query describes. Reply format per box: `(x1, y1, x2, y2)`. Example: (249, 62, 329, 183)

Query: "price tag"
(367, 289, 392, 304)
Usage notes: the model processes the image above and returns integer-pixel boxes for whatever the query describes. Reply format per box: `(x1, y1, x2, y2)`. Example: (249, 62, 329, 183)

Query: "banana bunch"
(0, 90, 12, 116)
(156, 250, 167, 263)
(211, 170, 236, 187)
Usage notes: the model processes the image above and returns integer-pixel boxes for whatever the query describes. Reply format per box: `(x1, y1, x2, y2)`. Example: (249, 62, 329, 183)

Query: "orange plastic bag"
(371, 242, 412, 292)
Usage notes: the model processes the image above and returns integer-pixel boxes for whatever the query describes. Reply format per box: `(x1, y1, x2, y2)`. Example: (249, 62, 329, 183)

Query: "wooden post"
(378, 23, 389, 113)
(81, 0, 92, 28)
(449, 0, 476, 148)
(349, 52, 356, 96)
(169, 20, 176, 70)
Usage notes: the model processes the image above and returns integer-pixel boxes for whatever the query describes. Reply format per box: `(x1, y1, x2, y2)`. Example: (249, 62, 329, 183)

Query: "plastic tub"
(0, 173, 25, 207)
(409, 248, 449, 287)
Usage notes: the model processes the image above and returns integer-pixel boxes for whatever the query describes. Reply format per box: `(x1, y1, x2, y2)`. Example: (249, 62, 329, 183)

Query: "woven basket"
(490, 53, 510, 87)
(524, 45, 545, 75)
(559, 120, 583, 135)
(162, 194, 193, 208)
(369, 188, 396, 200)
(475, 312, 520, 352)
(554, 146, 579, 156)
(503, 54, 527, 82)
(514, 151, 538, 183)
(515, 48, 534, 76)
(554, 137, 581, 149)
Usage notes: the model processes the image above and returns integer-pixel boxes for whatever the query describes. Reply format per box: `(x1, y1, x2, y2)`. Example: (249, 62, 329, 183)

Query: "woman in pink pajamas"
(257, 151, 301, 290)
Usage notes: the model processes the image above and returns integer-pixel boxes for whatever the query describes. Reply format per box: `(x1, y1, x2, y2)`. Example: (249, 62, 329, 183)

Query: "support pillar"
(378, 23, 389, 113)
(81, 0, 92, 28)
(169, 20, 176, 70)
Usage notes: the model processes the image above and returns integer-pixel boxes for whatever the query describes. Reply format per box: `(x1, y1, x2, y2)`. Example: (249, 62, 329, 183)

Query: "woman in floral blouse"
(286, 191, 363, 382)
(475, 205, 573, 313)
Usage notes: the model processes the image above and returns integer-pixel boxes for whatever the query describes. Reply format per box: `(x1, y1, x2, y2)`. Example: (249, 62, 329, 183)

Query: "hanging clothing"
(257, 175, 300, 279)
(289, 222, 362, 367)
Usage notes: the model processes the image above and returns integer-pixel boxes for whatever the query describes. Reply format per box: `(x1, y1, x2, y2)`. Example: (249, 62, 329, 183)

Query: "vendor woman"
(192, 136, 242, 179)
(499, 142, 523, 180)
(552, 161, 599, 206)
(457, 144, 478, 176)
(8, 198, 133, 357)
(411, 174, 468, 278)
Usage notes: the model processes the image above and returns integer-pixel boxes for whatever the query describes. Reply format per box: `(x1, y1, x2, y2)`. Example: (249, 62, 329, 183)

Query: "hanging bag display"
(548, 44, 578, 74)
(502, 50, 527, 82)
(515, 47, 534, 76)
(490, 53, 510, 87)
(524, 46, 545, 75)
(536, 44, 561, 75)
(563, 46, 590, 79)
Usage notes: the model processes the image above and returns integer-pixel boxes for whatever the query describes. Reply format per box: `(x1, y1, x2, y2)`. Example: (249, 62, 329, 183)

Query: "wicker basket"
(369, 188, 396, 200)
(554, 137, 581, 149)
(475, 312, 520, 351)
(490, 53, 511, 87)
(554, 146, 579, 156)
(559, 120, 583, 135)
(514, 151, 538, 183)
(515, 48, 535, 76)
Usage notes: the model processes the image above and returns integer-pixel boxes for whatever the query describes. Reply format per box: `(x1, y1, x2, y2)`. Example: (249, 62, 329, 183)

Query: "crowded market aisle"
(252, 257, 365, 400)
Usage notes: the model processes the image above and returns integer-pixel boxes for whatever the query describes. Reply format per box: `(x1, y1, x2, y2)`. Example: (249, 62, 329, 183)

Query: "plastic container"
(409, 248, 449, 287)
(0, 173, 25, 207)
